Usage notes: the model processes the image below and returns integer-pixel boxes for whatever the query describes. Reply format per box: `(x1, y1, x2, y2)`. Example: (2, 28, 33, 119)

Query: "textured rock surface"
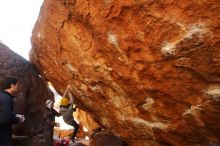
(74, 109, 100, 132)
(0, 42, 53, 146)
(31, 0, 220, 145)
(89, 129, 126, 146)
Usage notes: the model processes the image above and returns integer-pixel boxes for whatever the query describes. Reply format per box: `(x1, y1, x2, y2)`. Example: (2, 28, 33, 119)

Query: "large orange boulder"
(31, 1, 220, 145)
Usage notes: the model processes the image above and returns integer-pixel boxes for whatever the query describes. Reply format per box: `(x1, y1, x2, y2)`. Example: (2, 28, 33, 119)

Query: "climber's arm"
(62, 85, 70, 98)
(52, 108, 61, 117)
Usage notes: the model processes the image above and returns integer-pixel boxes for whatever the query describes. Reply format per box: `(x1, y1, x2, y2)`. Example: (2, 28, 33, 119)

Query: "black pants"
(0, 126, 12, 146)
(71, 120, 79, 141)
(0, 142, 11, 146)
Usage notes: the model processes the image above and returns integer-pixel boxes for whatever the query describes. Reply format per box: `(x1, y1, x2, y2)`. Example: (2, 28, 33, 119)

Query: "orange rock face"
(31, 0, 220, 145)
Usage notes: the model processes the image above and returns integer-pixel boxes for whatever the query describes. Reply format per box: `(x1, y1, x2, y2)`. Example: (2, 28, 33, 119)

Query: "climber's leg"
(71, 120, 79, 142)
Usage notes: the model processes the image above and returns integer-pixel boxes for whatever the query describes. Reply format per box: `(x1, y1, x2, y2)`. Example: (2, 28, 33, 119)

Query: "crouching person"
(45, 99, 61, 146)
(0, 77, 25, 146)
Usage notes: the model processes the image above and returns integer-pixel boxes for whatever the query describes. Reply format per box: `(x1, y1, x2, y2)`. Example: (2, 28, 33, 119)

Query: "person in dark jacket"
(45, 99, 61, 127)
(0, 77, 25, 146)
(44, 99, 61, 146)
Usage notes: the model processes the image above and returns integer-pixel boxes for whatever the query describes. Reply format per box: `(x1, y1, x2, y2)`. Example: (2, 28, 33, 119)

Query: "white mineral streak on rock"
(161, 23, 211, 56)
(206, 84, 220, 101)
(108, 32, 128, 63)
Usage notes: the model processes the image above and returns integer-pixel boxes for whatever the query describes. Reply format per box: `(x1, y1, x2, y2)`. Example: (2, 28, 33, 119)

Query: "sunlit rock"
(31, 0, 220, 145)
